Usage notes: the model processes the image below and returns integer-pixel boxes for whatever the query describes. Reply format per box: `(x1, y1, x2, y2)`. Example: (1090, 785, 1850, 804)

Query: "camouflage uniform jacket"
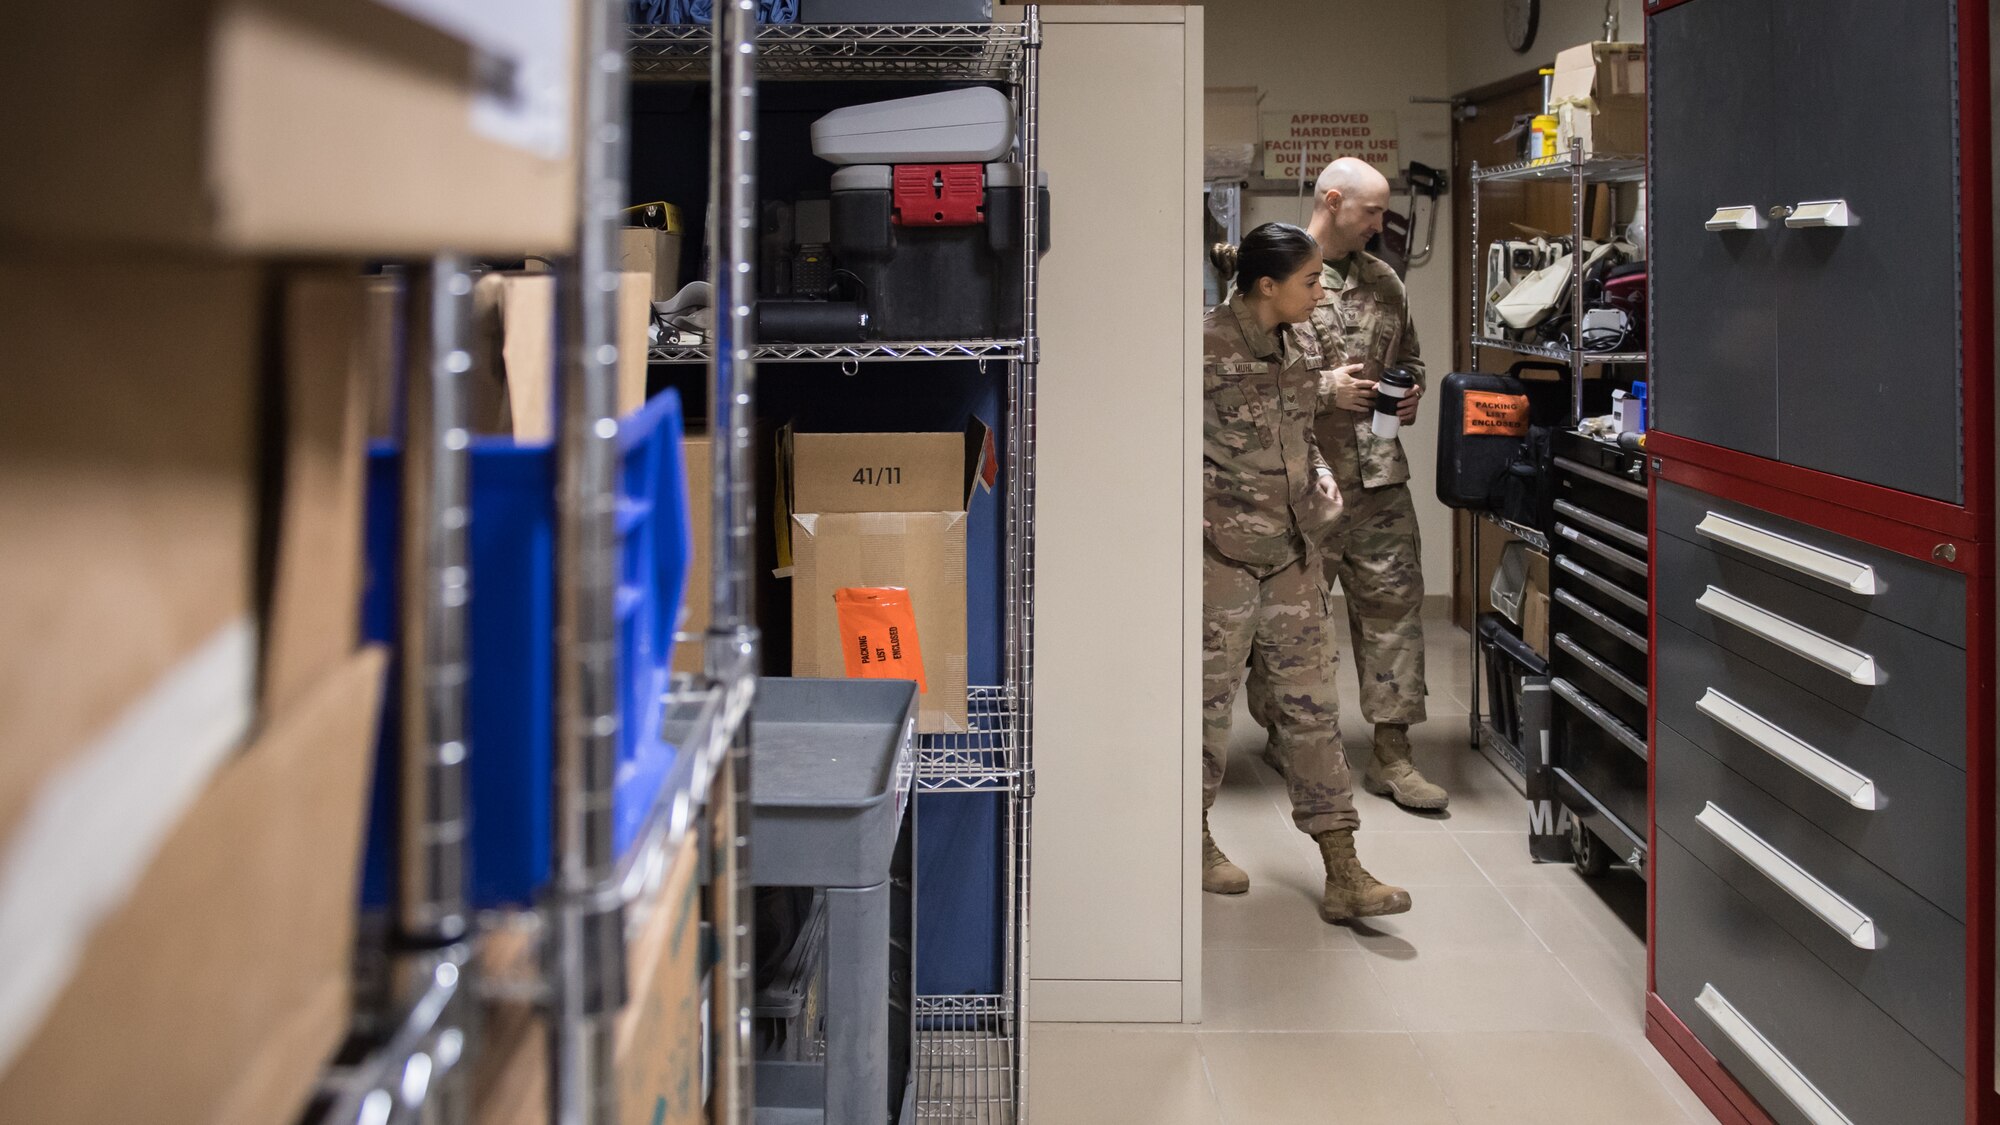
(1310, 251, 1426, 491)
(1203, 294, 1343, 568)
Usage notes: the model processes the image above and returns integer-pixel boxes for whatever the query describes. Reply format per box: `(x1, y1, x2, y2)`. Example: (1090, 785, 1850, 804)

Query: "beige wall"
(1207, 0, 1457, 596)
(1445, 0, 1646, 95)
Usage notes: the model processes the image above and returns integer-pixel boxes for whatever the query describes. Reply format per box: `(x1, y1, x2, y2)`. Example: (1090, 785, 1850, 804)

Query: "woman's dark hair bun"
(1232, 223, 1318, 296)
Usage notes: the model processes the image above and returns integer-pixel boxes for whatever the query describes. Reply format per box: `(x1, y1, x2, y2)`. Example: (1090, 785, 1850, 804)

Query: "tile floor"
(1026, 605, 1717, 1125)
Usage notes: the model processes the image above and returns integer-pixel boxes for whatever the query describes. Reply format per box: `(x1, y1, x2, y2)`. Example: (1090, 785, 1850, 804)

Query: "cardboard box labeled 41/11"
(786, 426, 992, 734)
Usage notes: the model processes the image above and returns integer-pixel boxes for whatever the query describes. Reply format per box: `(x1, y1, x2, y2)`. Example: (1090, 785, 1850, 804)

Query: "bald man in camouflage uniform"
(1203, 287, 1411, 921)
(1248, 158, 1448, 812)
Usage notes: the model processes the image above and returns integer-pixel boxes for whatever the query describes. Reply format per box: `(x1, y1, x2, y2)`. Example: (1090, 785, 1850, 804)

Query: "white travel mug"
(1371, 366, 1417, 439)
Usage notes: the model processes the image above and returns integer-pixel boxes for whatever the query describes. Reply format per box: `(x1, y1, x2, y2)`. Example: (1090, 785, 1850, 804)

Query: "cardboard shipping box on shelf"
(786, 426, 992, 734)
(3, 0, 581, 256)
(469, 271, 655, 442)
(624, 224, 687, 304)
(1522, 574, 1551, 661)
(674, 433, 715, 676)
(469, 824, 705, 1125)
(0, 262, 378, 1125)
(1551, 41, 1647, 159)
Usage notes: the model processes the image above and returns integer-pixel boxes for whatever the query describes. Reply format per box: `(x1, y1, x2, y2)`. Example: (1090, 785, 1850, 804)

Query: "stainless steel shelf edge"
(651, 338, 1026, 365)
(1472, 151, 1647, 184)
(312, 947, 473, 1125)
(1477, 509, 1552, 553)
(630, 20, 1032, 82)
(1472, 335, 1647, 367)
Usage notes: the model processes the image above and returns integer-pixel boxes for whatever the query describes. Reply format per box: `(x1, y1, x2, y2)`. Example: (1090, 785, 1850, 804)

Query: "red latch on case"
(892, 164, 985, 226)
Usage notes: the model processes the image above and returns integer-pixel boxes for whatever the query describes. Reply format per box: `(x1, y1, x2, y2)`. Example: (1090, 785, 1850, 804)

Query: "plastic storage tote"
(831, 162, 1050, 339)
(360, 390, 694, 909)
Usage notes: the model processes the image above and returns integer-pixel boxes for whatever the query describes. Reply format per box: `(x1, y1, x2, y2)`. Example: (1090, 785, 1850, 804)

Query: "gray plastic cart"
(750, 677, 919, 1125)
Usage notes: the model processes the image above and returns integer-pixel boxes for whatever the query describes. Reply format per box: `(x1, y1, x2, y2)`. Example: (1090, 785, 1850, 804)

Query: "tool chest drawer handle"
(1551, 677, 1649, 759)
(1553, 456, 1648, 499)
(1695, 512, 1878, 595)
(1785, 199, 1856, 228)
(1695, 690, 1880, 810)
(1557, 523, 1649, 578)
(1705, 205, 1767, 231)
(1555, 500, 1648, 552)
(1554, 555, 1649, 616)
(1694, 586, 1882, 685)
(1694, 802, 1882, 949)
(1695, 984, 1857, 1125)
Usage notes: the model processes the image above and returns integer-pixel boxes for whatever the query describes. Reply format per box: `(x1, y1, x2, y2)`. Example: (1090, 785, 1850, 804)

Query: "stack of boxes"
(0, 4, 595, 1123)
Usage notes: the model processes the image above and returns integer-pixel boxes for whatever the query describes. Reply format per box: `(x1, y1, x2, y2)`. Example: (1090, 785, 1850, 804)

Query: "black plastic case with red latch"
(830, 161, 1050, 340)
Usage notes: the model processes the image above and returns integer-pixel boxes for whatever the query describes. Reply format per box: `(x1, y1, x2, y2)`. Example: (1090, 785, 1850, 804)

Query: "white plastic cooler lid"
(812, 88, 1016, 166)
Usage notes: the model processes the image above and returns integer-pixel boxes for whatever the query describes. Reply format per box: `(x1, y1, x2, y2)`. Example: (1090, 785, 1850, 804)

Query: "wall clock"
(1504, 0, 1539, 53)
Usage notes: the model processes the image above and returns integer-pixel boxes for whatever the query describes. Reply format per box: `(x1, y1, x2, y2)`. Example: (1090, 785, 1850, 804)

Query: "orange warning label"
(1463, 391, 1530, 437)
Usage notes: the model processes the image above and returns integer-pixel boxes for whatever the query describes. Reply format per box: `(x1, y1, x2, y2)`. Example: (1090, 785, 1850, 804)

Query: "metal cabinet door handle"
(1694, 802, 1882, 949)
(1694, 586, 1882, 685)
(1696, 512, 1878, 595)
(1695, 689, 1880, 810)
(1705, 205, 1766, 231)
(1695, 984, 1857, 1125)
(1785, 199, 1856, 228)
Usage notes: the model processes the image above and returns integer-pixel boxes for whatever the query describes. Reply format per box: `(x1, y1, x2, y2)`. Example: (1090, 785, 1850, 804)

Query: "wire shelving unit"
(311, 5, 765, 1124)
(630, 9, 1043, 1123)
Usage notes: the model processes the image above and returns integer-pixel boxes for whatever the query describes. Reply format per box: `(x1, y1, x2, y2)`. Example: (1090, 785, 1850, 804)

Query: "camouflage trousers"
(1249, 481, 1427, 733)
(1203, 541, 1359, 835)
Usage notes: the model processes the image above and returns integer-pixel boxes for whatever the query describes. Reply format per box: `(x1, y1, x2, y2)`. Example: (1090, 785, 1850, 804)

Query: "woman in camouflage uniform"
(1202, 223, 1411, 922)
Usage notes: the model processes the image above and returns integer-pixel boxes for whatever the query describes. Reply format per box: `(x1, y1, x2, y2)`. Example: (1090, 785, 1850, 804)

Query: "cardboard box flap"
(1551, 42, 1645, 108)
(0, 647, 387, 1125)
(788, 419, 993, 516)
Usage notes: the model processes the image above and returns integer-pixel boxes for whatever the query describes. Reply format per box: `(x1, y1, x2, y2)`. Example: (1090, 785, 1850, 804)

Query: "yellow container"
(1530, 114, 1560, 162)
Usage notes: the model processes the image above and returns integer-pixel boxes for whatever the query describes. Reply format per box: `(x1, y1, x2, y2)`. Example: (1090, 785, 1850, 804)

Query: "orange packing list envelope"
(834, 586, 928, 693)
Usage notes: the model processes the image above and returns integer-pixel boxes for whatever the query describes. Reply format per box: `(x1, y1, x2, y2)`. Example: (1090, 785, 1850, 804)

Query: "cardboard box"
(616, 827, 705, 1125)
(1204, 86, 1263, 180)
(3, 0, 579, 256)
(788, 429, 986, 734)
(266, 270, 373, 714)
(1522, 580, 1551, 661)
(623, 226, 687, 304)
(470, 828, 704, 1125)
(0, 261, 375, 1120)
(0, 260, 263, 862)
(0, 647, 388, 1125)
(1552, 41, 1647, 159)
(675, 435, 715, 677)
(471, 271, 655, 442)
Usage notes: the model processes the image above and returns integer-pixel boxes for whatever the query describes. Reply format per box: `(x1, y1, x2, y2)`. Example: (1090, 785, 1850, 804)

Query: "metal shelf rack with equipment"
(1463, 142, 1650, 875)
(633, 12, 1042, 1124)
(311, 4, 764, 1125)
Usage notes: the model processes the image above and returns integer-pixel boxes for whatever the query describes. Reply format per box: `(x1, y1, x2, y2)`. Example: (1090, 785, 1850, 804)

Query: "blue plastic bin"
(360, 391, 694, 909)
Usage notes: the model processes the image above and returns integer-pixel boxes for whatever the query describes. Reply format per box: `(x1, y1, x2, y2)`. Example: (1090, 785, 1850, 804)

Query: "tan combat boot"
(1203, 812, 1250, 895)
(1363, 723, 1450, 811)
(1314, 828, 1413, 921)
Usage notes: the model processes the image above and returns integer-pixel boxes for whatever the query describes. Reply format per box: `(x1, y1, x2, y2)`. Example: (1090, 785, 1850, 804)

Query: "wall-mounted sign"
(1260, 110, 1400, 181)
